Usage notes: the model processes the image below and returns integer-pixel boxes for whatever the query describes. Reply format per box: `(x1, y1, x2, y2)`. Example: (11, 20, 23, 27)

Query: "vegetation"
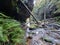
(32, 0, 60, 22)
(0, 13, 25, 45)
(0, 0, 60, 45)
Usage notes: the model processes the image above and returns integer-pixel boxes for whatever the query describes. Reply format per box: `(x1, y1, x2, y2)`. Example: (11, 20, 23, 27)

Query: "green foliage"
(54, 0, 60, 13)
(33, 0, 60, 21)
(54, 16, 60, 24)
(0, 13, 25, 45)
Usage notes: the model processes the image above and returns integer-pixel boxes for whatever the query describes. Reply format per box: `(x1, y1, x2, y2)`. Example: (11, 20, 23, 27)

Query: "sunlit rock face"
(0, 0, 34, 23)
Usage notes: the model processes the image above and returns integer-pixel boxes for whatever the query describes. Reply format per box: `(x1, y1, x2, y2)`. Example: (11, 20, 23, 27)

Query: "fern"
(0, 13, 25, 45)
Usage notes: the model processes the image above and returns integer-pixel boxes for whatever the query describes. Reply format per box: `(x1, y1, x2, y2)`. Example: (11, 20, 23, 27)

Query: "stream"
(26, 23, 60, 45)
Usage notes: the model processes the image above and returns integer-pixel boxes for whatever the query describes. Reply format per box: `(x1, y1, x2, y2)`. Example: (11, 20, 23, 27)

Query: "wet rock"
(26, 27, 60, 45)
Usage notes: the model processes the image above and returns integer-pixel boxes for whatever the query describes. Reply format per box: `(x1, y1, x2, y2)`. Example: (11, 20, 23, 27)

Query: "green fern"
(0, 13, 25, 45)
